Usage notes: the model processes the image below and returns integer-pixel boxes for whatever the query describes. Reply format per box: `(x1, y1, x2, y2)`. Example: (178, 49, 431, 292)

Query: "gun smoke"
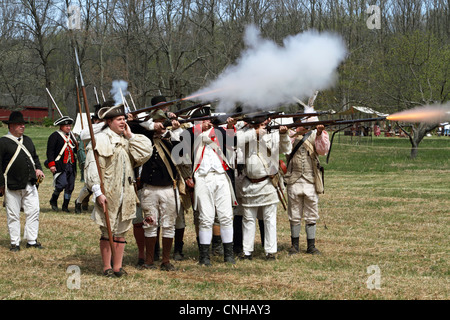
(190, 25, 348, 113)
(110, 80, 129, 105)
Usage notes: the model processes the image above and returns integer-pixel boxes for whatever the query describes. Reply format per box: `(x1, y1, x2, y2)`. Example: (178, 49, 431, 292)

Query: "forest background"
(0, 0, 448, 120)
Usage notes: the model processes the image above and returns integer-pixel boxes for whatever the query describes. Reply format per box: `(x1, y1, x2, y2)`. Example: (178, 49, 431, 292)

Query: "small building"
(0, 93, 50, 123)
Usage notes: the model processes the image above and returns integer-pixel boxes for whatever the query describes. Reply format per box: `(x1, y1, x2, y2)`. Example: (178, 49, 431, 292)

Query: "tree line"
(0, 0, 448, 122)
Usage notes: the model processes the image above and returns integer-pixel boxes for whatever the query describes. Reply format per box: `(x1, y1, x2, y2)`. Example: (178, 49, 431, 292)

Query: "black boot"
(198, 244, 211, 266)
(62, 199, 70, 213)
(233, 215, 243, 255)
(173, 228, 185, 261)
(223, 242, 235, 264)
(211, 235, 223, 256)
(49, 193, 59, 212)
(289, 237, 300, 255)
(306, 238, 321, 255)
(74, 200, 82, 214)
(258, 219, 265, 248)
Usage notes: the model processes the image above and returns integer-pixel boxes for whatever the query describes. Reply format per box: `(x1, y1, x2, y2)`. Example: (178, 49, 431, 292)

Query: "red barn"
(0, 106, 50, 123)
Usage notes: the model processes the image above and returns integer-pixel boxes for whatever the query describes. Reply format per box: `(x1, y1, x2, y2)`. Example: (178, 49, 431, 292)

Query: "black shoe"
(160, 262, 175, 271)
(74, 200, 82, 214)
(198, 244, 211, 266)
(265, 253, 276, 260)
(62, 199, 70, 213)
(288, 237, 300, 255)
(49, 193, 59, 212)
(114, 268, 128, 277)
(239, 253, 253, 260)
(173, 250, 185, 261)
(103, 268, 115, 277)
(26, 241, 43, 249)
(223, 242, 236, 264)
(306, 239, 321, 255)
(10, 244, 20, 252)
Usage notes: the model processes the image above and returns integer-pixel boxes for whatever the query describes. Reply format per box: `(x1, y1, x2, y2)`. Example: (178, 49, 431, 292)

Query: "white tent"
(337, 106, 389, 117)
(72, 113, 94, 135)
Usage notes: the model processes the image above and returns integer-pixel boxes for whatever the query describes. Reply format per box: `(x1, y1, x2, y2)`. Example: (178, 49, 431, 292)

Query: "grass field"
(0, 125, 448, 301)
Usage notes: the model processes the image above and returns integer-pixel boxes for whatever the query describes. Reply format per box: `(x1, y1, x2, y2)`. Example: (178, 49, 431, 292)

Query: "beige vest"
(285, 131, 324, 194)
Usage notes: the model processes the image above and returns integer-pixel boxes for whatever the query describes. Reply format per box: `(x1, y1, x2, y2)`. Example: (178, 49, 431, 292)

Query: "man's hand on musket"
(171, 120, 181, 130)
(96, 194, 108, 213)
(154, 122, 165, 131)
(226, 117, 237, 129)
(167, 112, 176, 119)
(279, 126, 288, 134)
(316, 124, 325, 136)
(127, 113, 136, 122)
(296, 126, 309, 136)
(35, 169, 45, 180)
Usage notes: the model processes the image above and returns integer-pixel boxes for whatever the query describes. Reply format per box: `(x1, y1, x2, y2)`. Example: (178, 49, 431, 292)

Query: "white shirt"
(196, 143, 226, 175)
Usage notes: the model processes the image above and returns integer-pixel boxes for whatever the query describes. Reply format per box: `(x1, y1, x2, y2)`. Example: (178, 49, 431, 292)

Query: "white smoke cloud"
(190, 25, 348, 113)
(110, 80, 129, 105)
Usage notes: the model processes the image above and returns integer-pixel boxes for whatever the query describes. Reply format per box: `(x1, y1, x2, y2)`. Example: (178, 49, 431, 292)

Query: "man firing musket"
(282, 115, 331, 255)
(228, 112, 292, 261)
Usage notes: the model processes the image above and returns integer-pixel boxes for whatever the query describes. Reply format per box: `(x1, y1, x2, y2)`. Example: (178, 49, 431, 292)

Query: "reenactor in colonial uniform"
(179, 107, 237, 266)
(128, 108, 184, 271)
(234, 114, 291, 260)
(285, 118, 330, 255)
(46, 116, 78, 212)
(0, 111, 45, 251)
(84, 104, 152, 277)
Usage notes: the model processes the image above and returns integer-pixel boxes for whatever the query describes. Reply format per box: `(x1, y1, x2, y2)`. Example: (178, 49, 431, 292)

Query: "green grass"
(0, 125, 448, 300)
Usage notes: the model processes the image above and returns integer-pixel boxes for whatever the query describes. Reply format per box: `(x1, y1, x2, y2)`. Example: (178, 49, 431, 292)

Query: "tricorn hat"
(91, 104, 103, 120)
(151, 95, 167, 106)
(189, 105, 211, 118)
(243, 115, 266, 125)
(3, 111, 26, 124)
(54, 116, 74, 126)
(98, 103, 126, 120)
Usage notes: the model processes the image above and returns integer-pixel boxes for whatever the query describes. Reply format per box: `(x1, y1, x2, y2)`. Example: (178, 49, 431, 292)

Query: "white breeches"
(5, 183, 40, 246)
(242, 203, 277, 255)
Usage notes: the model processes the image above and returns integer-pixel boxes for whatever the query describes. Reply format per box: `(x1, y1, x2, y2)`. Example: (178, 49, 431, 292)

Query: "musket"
(172, 101, 215, 117)
(178, 112, 245, 124)
(93, 87, 100, 105)
(266, 117, 387, 132)
(128, 98, 183, 116)
(269, 111, 332, 120)
(45, 87, 79, 150)
(129, 93, 138, 111)
(75, 77, 84, 130)
(74, 48, 116, 259)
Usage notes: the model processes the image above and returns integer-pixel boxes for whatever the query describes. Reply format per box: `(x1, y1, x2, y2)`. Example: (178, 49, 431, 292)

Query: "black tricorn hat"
(151, 95, 167, 106)
(189, 105, 211, 118)
(3, 111, 26, 124)
(243, 115, 266, 125)
(91, 104, 103, 120)
(54, 116, 74, 126)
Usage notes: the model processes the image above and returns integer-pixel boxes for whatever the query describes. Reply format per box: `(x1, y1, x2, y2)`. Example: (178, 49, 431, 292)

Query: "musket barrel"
(266, 116, 386, 132)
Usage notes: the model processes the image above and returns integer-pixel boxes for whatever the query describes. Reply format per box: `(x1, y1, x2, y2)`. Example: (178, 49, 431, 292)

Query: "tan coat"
(85, 127, 153, 232)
